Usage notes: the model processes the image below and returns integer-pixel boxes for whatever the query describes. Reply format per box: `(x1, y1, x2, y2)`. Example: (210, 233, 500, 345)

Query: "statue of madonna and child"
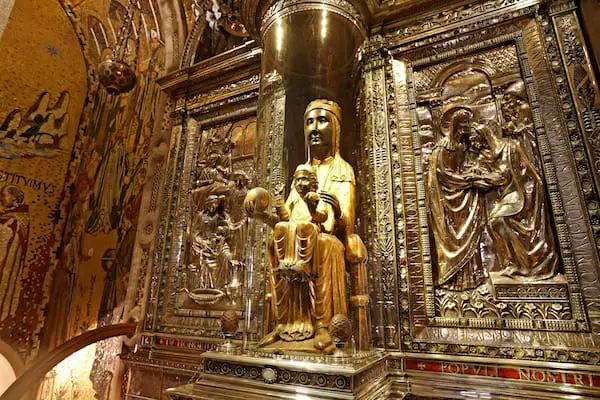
(244, 99, 370, 354)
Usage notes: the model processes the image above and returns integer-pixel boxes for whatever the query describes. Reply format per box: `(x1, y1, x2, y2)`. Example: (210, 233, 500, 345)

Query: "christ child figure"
(272, 165, 335, 281)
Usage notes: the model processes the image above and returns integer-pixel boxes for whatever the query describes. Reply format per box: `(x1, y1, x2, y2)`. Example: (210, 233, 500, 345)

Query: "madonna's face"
(305, 109, 333, 151)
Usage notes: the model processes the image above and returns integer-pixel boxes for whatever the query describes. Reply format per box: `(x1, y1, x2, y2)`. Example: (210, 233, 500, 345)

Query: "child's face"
(294, 172, 317, 196)
(469, 131, 487, 151)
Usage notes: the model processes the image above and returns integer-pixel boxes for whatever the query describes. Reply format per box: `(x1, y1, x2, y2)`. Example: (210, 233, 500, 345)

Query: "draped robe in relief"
(429, 138, 486, 290)
(488, 138, 558, 280)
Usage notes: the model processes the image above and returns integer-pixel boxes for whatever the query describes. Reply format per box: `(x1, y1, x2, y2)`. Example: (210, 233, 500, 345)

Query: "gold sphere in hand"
(244, 187, 271, 215)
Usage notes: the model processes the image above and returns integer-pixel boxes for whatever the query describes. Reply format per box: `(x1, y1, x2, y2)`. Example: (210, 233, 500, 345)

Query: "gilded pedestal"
(166, 351, 388, 400)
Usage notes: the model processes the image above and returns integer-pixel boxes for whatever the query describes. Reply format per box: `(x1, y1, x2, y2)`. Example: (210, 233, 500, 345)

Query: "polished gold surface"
(132, 1, 600, 399)
(245, 99, 369, 354)
(412, 45, 584, 331)
(428, 106, 558, 290)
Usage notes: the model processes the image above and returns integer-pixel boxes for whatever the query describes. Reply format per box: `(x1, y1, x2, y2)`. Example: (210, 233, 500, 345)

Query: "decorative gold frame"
(359, 0, 600, 364)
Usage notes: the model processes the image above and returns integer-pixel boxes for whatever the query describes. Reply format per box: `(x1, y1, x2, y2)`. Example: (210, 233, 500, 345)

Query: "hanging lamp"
(98, 0, 141, 95)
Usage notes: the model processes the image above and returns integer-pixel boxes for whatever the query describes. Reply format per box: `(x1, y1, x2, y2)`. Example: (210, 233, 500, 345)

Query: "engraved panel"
(360, 42, 400, 348)
(384, 4, 600, 362)
(553, 9, 600, 261)
(145, 73, 261, 342)
(173, 118, 255, 326)
(407, 41, 585, 331)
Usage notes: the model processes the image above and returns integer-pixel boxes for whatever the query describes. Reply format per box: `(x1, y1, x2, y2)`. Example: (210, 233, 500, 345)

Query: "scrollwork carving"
(552, 11, 600, 258)
(361, 47, 399, 348)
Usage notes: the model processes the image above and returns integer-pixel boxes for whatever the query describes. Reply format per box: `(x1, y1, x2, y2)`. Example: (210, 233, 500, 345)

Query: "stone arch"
(180, 16, 208, 68)
(155, 0, 188, 72)
(0, 340, 24, 395)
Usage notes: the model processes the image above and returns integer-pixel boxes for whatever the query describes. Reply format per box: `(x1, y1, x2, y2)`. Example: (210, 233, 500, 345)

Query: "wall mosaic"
(0, 0, 174, 399)
(0, 91, 71, 159)
(0, 0, 88, 363)
(44, 1, 166, 398)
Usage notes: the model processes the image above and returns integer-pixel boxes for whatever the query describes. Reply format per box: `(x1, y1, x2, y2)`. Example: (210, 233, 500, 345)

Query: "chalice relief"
(245, 99, 368, 354)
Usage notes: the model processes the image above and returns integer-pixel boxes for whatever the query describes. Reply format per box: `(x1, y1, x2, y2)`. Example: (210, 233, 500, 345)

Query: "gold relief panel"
(156, 115, 259, 340)
(178, 118, 255, 313)
(145, 68, 261, 341)
(411, 43, 582, 332)
(381, 6, 600, 361)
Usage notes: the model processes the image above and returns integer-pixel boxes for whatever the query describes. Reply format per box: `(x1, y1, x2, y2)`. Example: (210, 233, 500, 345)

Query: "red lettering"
(532, 369, 545, 381)
(519, 368, 530, 381)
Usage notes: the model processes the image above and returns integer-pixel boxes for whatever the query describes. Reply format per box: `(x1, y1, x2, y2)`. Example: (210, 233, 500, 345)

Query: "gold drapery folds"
(244, 99, 370, 354)
(428, 70, 559, 292)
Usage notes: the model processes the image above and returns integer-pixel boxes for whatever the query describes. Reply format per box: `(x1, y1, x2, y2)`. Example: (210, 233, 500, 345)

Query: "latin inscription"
(405, 359, 600, 387)
(0, 169, 56, 194)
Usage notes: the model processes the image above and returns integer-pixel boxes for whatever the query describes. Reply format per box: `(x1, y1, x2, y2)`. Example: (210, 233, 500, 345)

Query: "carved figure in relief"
(428, 70, 559, 290)
(428, 108, 505, 290)
(482, 120, 559, 281)
(197, 223, 234, 290)
(245, 99, 370, 353)
(500, 81, 538, 164)
(227, 170, 250, 261)
(187, 193, 245, 304)
(0, 185, 29, 321)
(189, 196, 227, 286)
(192, 129, 235, 209)
(184, 120, 253, 308)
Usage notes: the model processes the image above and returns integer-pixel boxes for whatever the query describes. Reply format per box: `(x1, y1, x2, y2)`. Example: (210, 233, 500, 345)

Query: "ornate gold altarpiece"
(123, 0, 600, 399)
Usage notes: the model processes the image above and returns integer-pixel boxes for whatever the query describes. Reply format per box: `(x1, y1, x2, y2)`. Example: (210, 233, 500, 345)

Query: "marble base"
(166, 350, 388, 400)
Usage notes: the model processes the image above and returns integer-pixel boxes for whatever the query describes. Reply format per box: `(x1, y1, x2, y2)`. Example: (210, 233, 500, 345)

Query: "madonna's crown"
(304, 99, 342, 124)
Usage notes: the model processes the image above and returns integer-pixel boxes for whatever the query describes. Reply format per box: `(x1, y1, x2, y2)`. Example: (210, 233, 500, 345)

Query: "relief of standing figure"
(428, 108, 506, 291)
(429, 78, 559, 290)
(477, 119, 559, 281)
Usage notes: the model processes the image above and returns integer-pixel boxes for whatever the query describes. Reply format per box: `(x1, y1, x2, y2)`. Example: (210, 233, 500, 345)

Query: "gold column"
(250, 0, 367, 186)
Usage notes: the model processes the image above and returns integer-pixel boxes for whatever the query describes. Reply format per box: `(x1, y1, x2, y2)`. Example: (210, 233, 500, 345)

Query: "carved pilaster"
(387, 59, 432, 350)
(551, 4, 600, 259)
(361, 39, 400, 348)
